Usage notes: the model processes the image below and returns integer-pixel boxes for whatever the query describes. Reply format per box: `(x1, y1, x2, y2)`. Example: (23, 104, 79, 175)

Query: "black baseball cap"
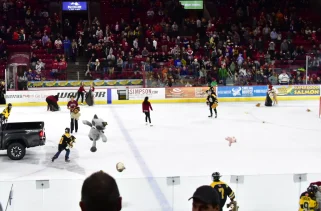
(189, 185, 220, 205)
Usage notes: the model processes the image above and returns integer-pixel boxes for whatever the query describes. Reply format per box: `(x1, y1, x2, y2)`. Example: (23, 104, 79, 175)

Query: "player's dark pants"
(46, 99, 59, 111)
(70, 118, 78, 133)
(144, 111, 151, 123)
(209, 103, 217, 117)
(53, 145, 70, 160)
(76, 91, 84, 103)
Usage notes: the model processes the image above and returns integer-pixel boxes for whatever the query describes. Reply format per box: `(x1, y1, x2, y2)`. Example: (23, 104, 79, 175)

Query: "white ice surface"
(0, 101, 320, 211)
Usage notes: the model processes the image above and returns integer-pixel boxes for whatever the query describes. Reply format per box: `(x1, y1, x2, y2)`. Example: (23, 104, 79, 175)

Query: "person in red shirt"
(67, 96, 79, 133)
(67, 96, 78, 112)
(76, 82, 86, 104)
(142, 96, 153, 126)
(46, 95, 59, 111)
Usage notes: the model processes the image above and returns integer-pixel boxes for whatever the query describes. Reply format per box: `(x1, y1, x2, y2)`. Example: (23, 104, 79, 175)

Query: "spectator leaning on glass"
(80, 171, 122, 211)
(189, 185, 220, 211)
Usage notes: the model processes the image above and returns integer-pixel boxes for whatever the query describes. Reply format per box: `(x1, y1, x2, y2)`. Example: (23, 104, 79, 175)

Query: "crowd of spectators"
(0, 0, 68, 83)
(74, 0, 321, 87)
(1, 0, 321, 88)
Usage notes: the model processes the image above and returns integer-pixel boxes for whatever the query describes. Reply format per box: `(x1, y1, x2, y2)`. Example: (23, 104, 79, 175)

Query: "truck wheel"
(7, 143, 26, 160)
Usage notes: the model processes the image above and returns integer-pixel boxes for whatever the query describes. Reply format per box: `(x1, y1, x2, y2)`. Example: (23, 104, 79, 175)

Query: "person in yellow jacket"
(0, 103, 12, 123)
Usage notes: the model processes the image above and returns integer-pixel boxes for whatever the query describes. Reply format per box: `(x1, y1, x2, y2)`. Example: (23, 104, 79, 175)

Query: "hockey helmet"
(212, 172, 221, 181)
(308, 185, 318, 194)
(8, 103, 12, 108)
(65, 128, 70, 133)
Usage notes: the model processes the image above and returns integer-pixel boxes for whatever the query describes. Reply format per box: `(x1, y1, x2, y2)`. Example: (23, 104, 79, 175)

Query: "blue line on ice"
(111, 107, 172, 211)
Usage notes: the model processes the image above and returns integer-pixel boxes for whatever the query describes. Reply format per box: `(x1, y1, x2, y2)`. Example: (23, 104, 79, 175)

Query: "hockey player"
(299, 185, 318, 211)
(0, 103, 12, 124)
(67, 96, 80, 133)
(142, 96, 153, 126)
(210, 172, 235, 210)
(52, 128, 76, 162)
(46, 95, 60, 111)
(206, 90, 218, 118)
(310, 182, 321, 211)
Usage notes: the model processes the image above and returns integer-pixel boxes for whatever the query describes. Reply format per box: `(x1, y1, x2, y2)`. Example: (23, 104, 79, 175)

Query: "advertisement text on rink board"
(5, 90, 107, 102)
(128, 88, 165, 99)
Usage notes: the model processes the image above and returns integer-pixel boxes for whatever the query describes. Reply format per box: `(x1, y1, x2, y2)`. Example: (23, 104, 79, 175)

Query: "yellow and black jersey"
(1, 107, 11, 119)
(210, 181, 235, 207)
(207, 94, 218, 104)
(299, 192, 318, 211)
(59, 133, 74, 147)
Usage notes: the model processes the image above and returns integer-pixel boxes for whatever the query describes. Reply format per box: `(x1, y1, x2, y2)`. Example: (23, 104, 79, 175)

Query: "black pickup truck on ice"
(0, 121, 46, 160)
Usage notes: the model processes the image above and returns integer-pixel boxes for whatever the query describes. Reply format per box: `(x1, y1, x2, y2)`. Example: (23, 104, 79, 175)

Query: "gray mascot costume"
(82, 114, 107, 152)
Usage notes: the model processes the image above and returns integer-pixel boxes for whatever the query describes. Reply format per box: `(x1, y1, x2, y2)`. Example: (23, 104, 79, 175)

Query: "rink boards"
(4, 85, 321, 106)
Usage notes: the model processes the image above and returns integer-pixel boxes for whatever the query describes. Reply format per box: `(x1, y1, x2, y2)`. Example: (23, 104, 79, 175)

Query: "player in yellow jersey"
(210, 172, 235, 210)
(0, 103, 12, 123)
(299, 185, 318, 211)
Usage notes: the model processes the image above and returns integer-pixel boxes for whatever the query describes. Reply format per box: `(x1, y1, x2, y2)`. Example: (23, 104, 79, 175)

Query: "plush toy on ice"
(225, 136, 237, 146)
(82, 114, 108, 152)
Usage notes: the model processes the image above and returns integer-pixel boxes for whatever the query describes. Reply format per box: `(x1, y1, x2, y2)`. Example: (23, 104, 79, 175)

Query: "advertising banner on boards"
(165, 87, 215, 98)
(274, 85, 320, 96)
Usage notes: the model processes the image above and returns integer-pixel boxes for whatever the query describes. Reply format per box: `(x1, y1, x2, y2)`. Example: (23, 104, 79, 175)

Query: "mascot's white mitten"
(82, 114, 108, 152)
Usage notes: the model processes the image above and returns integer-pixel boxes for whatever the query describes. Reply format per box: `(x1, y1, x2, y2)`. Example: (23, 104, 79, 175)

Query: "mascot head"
(92, 114, 107, 130)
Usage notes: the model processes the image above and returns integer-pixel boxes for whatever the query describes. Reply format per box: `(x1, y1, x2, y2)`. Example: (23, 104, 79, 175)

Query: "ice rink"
(0, 101, 321, 211)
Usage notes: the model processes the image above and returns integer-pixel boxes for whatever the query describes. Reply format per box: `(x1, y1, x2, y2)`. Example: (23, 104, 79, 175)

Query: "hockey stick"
(5, 184, 13, 211)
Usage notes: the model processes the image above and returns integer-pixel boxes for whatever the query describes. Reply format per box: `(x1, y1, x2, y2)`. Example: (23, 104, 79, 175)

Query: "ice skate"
(215, 114, 217, 118)
(208, 115, 212, 118)
(51, 157, 56, 162)
(65, 159, 70, 163)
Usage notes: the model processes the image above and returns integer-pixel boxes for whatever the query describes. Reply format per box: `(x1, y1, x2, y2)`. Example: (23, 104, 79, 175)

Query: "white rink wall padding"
(0, 101, 321, 211)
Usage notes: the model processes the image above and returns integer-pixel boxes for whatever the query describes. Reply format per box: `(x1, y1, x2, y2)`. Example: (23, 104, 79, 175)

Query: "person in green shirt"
(219, 66, 228, 85)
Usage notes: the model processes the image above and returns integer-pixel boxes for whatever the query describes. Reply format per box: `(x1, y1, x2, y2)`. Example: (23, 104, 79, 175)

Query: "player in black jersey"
(52, 128, 76, 162)
(210, 172, 235, 210)
(206, 90, 218, 118)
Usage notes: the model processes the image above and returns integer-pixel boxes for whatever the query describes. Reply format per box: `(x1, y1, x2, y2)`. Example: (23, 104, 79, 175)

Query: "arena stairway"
(66, 58, 87, 81)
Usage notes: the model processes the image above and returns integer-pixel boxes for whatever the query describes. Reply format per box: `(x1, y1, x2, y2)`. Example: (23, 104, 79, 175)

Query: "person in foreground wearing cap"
(189, 185, 220, 211)
(80, 170, 122, 211)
